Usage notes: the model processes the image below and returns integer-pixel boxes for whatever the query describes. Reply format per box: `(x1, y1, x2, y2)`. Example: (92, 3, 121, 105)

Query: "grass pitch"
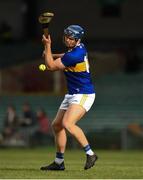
(0, 147, 143, 179)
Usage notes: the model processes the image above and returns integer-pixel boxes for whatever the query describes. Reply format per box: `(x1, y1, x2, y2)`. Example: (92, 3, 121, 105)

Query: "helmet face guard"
(64, 25, 84, 40)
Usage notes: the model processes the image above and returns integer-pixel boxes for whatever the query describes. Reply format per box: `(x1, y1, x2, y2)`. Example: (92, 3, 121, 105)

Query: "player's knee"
(63, 122, 73, 133)
(52, 121, 62, 132)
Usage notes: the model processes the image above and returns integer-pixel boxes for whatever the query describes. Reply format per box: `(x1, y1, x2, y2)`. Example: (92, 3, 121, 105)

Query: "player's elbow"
(46, 64, 57, 71)
(44, 61, 55, 71)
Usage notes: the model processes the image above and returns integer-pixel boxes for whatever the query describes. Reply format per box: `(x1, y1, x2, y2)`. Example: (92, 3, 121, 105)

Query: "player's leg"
(62, 94, 98, 169)
(62, 94, 94, 147)
(52, 109, 67, 153)
(62, 104, 89, 147)
(40, 109, 66, 171)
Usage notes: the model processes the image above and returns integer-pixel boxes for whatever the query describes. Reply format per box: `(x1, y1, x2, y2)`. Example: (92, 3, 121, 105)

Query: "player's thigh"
(52, 109, 66, 128)
(62, 104, 86, 126)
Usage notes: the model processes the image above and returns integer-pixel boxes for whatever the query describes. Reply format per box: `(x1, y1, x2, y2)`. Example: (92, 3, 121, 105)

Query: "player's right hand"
(42, 34, 51, 47)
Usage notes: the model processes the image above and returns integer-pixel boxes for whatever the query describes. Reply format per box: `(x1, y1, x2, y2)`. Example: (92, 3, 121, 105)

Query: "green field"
(0, 147, 143, 179)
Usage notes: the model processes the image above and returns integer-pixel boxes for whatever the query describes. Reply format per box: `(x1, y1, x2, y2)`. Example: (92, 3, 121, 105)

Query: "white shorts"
(59, 94, 95, 112)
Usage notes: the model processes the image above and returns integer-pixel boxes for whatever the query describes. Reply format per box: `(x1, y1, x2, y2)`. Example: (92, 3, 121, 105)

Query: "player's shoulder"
(77, 43, 86, 49)
(74, 43, 86, 53)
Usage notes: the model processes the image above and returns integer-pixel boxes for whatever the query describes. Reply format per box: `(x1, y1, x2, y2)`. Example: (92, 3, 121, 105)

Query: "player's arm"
(42, 51, 64, 59)
(52, 53, 64, 59)
(42, 34, 65, 71)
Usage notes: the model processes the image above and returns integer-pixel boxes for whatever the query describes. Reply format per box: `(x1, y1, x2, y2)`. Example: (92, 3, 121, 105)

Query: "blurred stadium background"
(0, 0, 143, 150)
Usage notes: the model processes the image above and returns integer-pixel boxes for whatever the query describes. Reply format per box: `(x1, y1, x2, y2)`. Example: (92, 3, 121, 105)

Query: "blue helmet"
(64, 25, 84, 40)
